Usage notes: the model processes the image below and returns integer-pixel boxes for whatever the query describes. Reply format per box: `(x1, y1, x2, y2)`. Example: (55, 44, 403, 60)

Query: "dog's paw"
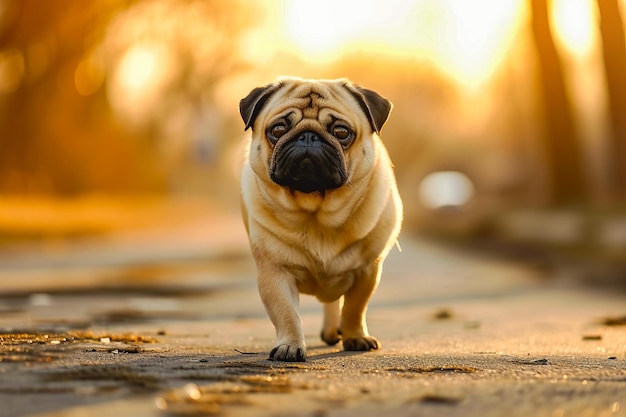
(269, 344, 307, 362)
(320, 327, 342, 346)
(343, 336, 381, 351)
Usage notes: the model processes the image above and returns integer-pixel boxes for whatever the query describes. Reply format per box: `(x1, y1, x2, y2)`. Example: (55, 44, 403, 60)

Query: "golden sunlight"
(550, 0, 597, 58)
(435, 0, 524, 91)
(108, 43, 178, 125)
(282, 0, 525, 91)
(283, 0, 415, 60)
(116, 45, 162, 93)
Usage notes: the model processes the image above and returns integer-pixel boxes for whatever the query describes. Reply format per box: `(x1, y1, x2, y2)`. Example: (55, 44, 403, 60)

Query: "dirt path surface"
(1, 212, 625, 417)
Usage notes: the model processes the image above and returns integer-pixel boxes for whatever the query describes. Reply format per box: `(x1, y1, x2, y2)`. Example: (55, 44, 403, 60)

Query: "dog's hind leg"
(321, 297, 343, 345)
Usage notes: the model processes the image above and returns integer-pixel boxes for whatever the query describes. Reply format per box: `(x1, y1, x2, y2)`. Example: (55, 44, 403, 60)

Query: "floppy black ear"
(239, 82, 282, 131)
(344, 83, 393, 134)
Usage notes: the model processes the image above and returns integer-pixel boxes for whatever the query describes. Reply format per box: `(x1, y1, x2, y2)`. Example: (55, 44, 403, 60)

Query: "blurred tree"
(530, 0, 587, 205)
(101, 0, 256, 197)
(0, 0, 253, 196)
(0, 0, 139, 194)
(597, 0, 626, 203)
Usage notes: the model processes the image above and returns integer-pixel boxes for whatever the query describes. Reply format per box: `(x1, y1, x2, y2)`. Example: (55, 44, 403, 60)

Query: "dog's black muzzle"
(270, 131, 347, 194)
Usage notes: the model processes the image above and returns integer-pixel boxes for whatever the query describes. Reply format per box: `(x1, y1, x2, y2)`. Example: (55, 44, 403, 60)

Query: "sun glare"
(284, 1, 360, 56)
(282, 0, 525, 91)
(551, 0, 597, 58)
(283, 0, 416, 61)
(437, 0, 524, 90)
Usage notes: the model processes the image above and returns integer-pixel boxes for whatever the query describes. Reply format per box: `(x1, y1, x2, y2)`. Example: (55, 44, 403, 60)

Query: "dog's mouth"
(270, 131, 347, 194)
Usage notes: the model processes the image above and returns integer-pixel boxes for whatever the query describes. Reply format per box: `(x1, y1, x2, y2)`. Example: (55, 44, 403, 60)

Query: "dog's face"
(240, 78, 392, 195)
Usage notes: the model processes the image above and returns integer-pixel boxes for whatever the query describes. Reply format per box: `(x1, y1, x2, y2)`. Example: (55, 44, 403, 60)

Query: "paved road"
(0, 215, 625, 417)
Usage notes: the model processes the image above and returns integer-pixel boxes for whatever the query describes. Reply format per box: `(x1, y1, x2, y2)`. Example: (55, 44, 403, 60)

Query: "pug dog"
(239, 77, 402, 362)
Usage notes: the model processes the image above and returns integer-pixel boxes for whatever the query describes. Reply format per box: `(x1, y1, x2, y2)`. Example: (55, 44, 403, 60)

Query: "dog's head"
(240, 77, 392, 194)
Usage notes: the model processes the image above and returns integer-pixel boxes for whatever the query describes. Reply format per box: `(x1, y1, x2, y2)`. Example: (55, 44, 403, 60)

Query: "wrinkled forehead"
(267, 81, 359, 120)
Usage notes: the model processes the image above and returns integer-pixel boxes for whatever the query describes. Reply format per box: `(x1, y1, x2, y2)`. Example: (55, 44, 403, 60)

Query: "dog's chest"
(287, 230, 363, 301)
(264, 195, 373, 294)
(289, 221, 365, 277)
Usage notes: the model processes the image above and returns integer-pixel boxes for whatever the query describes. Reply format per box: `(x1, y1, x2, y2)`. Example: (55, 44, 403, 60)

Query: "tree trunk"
(530, 0, 587, 204)
(597, 0, 626, 202)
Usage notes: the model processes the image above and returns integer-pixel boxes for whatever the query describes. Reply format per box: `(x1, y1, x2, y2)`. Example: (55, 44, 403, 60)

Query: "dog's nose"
(296, 131, 321, 146)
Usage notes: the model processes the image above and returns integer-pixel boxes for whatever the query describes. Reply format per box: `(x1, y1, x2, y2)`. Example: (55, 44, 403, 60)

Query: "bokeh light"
(108, 42, 178, 126)
(418, 171, 476, 210)
(0, 48, 24, 94)
(74, 54, 105, 96)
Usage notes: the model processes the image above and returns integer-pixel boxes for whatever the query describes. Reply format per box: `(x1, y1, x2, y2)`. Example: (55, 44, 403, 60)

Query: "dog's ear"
(344, 83, 392, 134)
(239, 82, 283, 131)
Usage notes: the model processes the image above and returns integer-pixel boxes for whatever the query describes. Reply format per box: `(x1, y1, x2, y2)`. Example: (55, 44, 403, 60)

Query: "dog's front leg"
(257, 264, 306, 362)
(341, 263, 382, 351)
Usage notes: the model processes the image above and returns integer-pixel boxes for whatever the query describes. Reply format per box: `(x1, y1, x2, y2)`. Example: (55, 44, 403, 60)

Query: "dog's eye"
(332, 125, 351, 141)
(268, 123, 288, 142)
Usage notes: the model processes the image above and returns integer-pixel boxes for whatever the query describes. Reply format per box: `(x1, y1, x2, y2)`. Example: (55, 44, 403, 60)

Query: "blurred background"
(1, 0, 626, 283)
